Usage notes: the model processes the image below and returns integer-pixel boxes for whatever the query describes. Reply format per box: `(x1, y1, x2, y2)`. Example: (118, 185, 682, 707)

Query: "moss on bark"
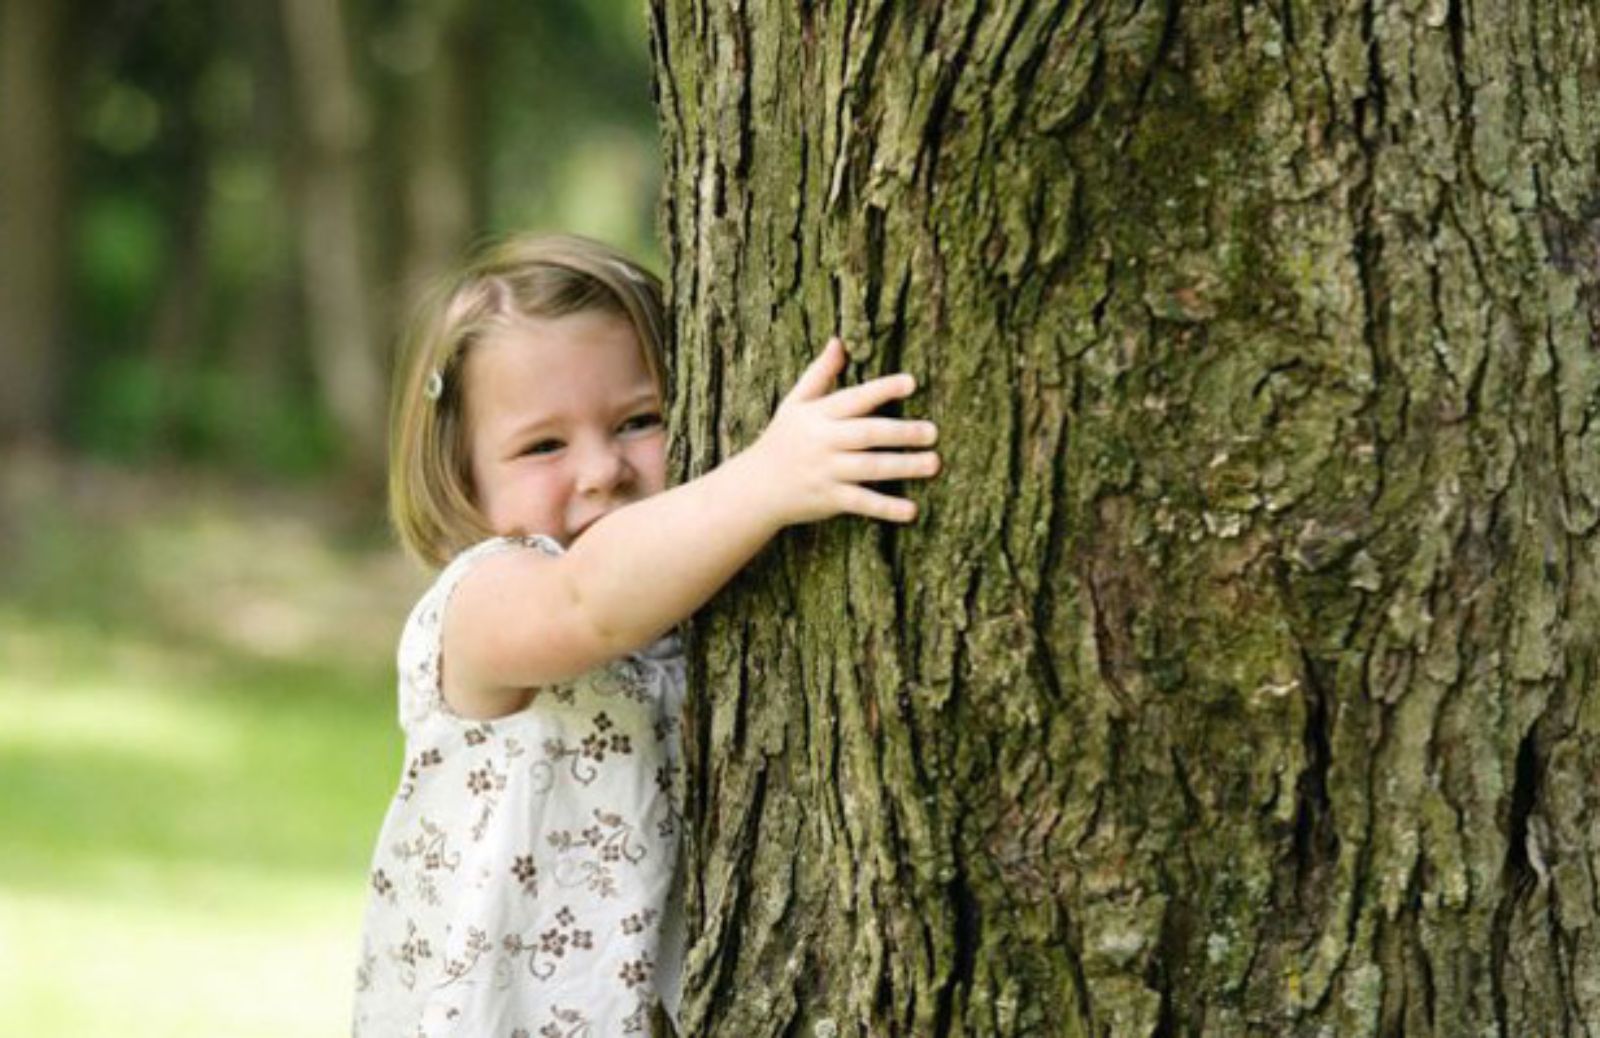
(652, 1, 1600, 1034)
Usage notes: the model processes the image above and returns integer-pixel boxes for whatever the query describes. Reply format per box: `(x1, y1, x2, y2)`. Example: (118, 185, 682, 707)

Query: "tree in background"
(280, 0, 388, 479)
(0, 0, 659, 482)
(0, 0, 76, 441)
(652, 2, 1600, 1034)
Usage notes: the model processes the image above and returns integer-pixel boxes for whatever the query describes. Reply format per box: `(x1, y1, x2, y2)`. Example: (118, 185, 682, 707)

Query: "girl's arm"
(442, 338, 941, 718)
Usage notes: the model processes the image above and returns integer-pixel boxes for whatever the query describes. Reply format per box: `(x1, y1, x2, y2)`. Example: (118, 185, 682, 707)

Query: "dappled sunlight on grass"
(0, 452, 423, 1035)
(0, 652, 237, 766)
(1, 870, 365, 1035)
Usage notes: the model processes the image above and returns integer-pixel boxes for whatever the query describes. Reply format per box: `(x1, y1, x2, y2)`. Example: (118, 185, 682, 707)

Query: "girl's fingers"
(836, 450, 941, 484)
(836, 484, 919, 523)
(821, 371, 918, 418)
(835, 417, 938, 450)
(781, 337, 847, 405)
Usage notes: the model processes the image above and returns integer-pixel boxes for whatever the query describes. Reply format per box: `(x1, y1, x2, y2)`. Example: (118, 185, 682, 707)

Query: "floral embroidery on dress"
(536, 1005, 593, 1038)
(352, 536, 687, 1037)
(533, 710, 637, 788)
(545, 808, 648, 898)
(355, 948, 376, 993)
(653, 762, 682, 839)
(398, 747, 443, 802)
(606, 658, 654, 703)
(391, 919, 434, 991)
(393, 818, 461, 875)
(618, 952, 653, 989)
(466, 759, 506, 796)
(621, 1000, 652, 1034)
(511, 854, 540, 897)
(437, 926, 494, 987)
(619, 908, 658, 936)
(501, 905, 594, 982)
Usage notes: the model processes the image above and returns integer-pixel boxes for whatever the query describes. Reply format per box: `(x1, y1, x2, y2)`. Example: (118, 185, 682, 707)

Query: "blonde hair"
(389, 233, 669, 569)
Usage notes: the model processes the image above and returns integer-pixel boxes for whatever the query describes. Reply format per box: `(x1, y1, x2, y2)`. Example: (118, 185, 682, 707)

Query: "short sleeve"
(395, 534, 564, 729)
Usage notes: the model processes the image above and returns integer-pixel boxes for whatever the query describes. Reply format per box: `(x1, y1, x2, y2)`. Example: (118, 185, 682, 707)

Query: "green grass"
(0, 455, 424, 1036)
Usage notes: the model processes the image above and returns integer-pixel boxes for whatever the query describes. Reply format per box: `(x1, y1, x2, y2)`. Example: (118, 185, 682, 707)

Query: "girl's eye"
(521, 439, 563, 457)
(620, 413, 663, 433)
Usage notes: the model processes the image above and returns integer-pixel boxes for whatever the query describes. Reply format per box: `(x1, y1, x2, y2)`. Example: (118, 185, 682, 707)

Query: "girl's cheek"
(523, 464, 565, 496)
(498, 461, 548, 504)
(637, 440, 669, 491)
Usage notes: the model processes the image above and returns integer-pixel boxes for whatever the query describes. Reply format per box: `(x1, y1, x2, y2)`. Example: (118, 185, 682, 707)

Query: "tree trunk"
(388, 0, 486, 306)
(226, 0, 302, 421)
(650, 2, 1600, 1035)
(0, 0, 74, 443)
(280, 0, 386, 479)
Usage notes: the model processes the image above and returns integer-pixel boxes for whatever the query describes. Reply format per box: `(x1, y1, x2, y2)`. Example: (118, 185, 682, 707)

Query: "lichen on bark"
(651, 1, 1600, 1034)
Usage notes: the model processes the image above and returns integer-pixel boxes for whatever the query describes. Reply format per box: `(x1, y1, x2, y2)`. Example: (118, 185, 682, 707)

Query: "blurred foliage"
(0, 5, 665, 1027)
(49, 0, 661, 477)
(0, 449, 423, 1033)
(482, 0, 662, 252)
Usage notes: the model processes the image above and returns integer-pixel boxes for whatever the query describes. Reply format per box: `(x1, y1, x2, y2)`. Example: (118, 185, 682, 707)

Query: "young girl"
(353, 233, 941, 1036)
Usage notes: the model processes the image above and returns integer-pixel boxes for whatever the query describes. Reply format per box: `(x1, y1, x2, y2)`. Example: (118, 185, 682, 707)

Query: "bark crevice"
(654, 1, 1600, 1031)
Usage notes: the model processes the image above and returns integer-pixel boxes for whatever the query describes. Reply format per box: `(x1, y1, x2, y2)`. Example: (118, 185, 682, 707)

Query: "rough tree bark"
(650, 1, 1600, 1035)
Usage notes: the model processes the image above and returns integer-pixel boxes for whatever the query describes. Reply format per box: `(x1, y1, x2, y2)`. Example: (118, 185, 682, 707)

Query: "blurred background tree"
(0, 2, 661, 1034)
(0, 0, 661, 484)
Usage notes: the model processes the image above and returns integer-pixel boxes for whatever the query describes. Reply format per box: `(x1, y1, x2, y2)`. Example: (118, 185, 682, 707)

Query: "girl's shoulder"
(396, 535, 563, 728)
(395, 535, 681, 730)
(410, 534, 566, 649)
(438, 533, 565, 582)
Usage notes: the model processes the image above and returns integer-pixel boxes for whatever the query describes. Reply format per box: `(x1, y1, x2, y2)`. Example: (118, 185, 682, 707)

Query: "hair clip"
(610, 259, 648, 285)
(424, 369, 444, 401)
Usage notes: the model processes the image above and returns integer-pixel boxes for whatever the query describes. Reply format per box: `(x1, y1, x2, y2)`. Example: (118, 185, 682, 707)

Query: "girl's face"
(463, 310, 667, 547)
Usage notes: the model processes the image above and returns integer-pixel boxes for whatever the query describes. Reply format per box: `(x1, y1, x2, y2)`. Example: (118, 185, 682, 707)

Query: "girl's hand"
(448, 337, 938, 689)
(743, 337, 941, 529)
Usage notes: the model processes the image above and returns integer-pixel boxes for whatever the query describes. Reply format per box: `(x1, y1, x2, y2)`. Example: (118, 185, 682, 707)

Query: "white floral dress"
(353, 535, 686, 1037)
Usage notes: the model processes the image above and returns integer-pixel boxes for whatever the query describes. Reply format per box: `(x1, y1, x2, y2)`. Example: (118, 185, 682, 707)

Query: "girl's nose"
(576, 440, 631, 496)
